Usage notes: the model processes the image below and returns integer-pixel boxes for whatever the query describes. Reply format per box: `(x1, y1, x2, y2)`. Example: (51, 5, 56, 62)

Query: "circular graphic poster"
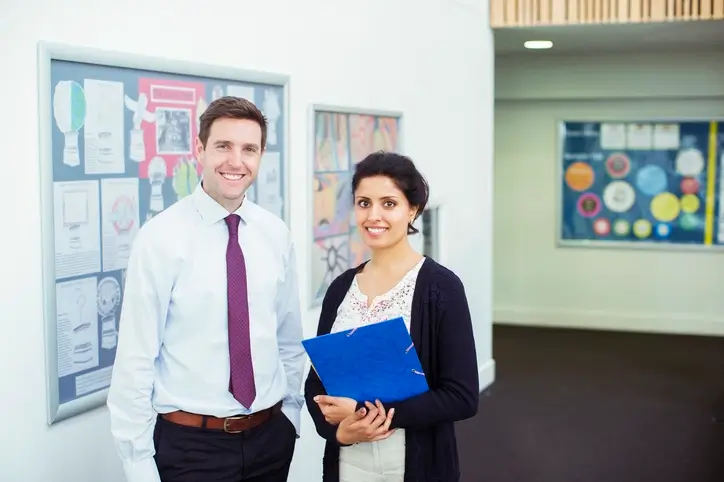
(650, 192, 681, 223)
(593, 218, 610, 236)
(577, 193, 601, 218)
(680, 194, 700, 214)
(565, 162, 594, 192)
(605, 153, 631, 178)
(636, 165, 667, 196)
(680, 177, 699, 195)
(675, 148, 705, 176)
(633, 219, 652, 239)
(603, 181, 635, 213)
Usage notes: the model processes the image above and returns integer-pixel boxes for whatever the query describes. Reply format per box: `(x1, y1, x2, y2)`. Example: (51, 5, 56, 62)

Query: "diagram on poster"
(101, 177, 140, 272)
(53, 181, 102, 279)
(83, 79, 125, 175)
(53, 80, 86, 167)
(56, 277, 99, 377)
(123, 93, 155, 162)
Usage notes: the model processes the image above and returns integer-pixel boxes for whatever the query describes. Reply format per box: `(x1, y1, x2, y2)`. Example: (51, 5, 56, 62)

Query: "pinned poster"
(558, 120, 724, 250)
(53, 80, 87, 167)
(123, 92, 155, 162)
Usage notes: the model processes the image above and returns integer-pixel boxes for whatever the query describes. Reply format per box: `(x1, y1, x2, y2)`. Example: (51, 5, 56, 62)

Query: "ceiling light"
(524, 40, 553, 50)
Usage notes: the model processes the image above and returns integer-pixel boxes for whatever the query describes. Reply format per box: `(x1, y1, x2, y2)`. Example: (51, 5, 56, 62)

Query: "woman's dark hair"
(352, 151, 429, 234)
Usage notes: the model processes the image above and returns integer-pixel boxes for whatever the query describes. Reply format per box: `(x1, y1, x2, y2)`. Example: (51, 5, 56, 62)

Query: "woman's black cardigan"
(304, 257, 480, 482)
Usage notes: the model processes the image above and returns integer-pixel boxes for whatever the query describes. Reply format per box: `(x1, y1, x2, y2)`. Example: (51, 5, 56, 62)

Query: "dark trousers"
(153, 410, 297, 482)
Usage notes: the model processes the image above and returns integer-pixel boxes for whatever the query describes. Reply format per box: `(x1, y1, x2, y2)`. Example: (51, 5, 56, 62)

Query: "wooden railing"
(490, 0, 724, 26)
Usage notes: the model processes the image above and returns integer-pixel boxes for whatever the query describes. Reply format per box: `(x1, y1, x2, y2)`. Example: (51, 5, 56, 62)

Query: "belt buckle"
(223, 415, 249, 433)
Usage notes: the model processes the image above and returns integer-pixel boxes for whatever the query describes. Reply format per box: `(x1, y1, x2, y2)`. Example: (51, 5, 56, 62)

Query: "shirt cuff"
(122, 457, 161, 482)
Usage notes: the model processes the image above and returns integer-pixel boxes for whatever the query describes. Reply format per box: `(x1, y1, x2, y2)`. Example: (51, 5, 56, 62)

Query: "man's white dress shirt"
(107, 183, 305, 482)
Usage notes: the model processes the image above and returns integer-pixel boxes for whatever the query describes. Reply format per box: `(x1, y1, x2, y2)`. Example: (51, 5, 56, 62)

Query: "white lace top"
(331, 257, 426, 335)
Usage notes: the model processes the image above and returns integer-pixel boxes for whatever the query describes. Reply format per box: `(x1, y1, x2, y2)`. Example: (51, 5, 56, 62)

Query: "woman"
(304, 151, 480, 482)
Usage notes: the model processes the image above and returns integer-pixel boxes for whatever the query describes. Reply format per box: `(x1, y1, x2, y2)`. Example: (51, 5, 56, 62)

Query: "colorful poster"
(559, 120, 723, 248)
(310, 109, 402, 305)
(45, 49, 288, 422)
(135, 79, 204, 222)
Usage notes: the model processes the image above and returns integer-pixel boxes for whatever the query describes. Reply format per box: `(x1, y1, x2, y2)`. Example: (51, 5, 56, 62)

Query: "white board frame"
(37, 41, 292, 424)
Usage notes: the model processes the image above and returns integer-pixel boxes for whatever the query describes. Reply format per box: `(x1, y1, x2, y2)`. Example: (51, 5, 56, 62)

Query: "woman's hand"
(336, 400, 395, 445)
(314, 395, 358, 425)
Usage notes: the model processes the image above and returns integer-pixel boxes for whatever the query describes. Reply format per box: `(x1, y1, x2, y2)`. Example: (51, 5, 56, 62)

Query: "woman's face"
(354, 175, 415, 250)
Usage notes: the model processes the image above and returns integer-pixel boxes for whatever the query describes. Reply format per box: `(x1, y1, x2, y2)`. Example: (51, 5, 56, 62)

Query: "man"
(107, 96, 305, 482)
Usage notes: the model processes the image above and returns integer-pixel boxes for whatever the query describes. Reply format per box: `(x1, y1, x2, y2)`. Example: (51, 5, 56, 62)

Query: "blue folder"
(302, 317, 429, 403)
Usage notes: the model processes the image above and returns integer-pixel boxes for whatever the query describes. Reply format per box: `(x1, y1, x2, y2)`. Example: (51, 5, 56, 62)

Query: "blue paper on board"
(302, 317, 429, 403)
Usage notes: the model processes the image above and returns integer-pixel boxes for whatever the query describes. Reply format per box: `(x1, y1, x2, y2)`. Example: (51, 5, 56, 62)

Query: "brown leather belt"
(161, 401, 282, 433)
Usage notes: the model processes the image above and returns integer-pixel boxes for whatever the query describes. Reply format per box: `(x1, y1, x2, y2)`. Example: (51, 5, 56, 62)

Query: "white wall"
(0, 0, 494, 480)
(494, 50, 724, 336)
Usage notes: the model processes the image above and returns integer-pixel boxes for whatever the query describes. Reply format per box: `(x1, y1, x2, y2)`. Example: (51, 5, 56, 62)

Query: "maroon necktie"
(225, 214, 256, 407)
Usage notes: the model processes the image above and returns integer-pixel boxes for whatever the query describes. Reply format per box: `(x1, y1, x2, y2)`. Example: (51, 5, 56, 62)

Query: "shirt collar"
(191, 181, 252, 226)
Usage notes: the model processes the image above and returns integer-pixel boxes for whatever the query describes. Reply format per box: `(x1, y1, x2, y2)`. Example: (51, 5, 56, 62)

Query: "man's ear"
(194, 136, 204, 157)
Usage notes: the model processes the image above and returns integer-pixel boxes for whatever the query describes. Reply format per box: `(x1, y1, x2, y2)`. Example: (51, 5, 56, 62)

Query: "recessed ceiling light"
(524, 40, 553, 49)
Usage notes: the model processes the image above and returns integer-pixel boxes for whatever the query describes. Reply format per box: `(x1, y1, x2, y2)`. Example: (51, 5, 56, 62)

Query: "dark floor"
(457, 325, 724, 482)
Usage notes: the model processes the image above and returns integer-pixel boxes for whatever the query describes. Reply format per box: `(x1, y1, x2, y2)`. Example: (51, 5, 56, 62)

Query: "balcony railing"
(490, 0, 724, 26)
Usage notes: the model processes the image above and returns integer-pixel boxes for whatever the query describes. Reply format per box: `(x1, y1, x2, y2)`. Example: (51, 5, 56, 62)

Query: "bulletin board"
(309, 105, 403, 307)
(38, 42, 290, 424)
(557, 120, 724, 250)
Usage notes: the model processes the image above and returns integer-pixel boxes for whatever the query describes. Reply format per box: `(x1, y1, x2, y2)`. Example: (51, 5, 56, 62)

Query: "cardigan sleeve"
(384, 272, 479, 429)
(303, 276, 350, 445)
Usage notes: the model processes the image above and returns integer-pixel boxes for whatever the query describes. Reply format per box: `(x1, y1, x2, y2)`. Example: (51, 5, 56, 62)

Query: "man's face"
(196, 117, 263, 211)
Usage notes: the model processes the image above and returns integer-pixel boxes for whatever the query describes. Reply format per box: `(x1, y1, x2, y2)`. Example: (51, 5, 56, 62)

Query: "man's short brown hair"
(198, 96, 267, 150)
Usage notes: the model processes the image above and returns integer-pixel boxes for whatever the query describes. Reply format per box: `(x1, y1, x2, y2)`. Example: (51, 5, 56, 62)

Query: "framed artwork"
(557, 119, 724, 251)
(308, 104, 403, 307)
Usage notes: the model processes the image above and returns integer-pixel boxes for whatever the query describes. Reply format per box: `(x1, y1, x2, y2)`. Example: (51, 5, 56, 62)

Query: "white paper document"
(54, 180, 102, 279)
(124, 92, 156, 162)
(600, 123, 626, 150)
(653, 124, 680, 150)
(101, 177, 140, 272)
(84, 79, 125, 175)
(53, 80, 85, 167)
(626, 123, 653, 150)
(56, 276, 99, 377)
(256, 152, 283, 217)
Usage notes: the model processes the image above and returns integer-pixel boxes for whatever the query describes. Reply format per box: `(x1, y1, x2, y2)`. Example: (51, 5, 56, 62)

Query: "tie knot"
(225, 214, 241, 236)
